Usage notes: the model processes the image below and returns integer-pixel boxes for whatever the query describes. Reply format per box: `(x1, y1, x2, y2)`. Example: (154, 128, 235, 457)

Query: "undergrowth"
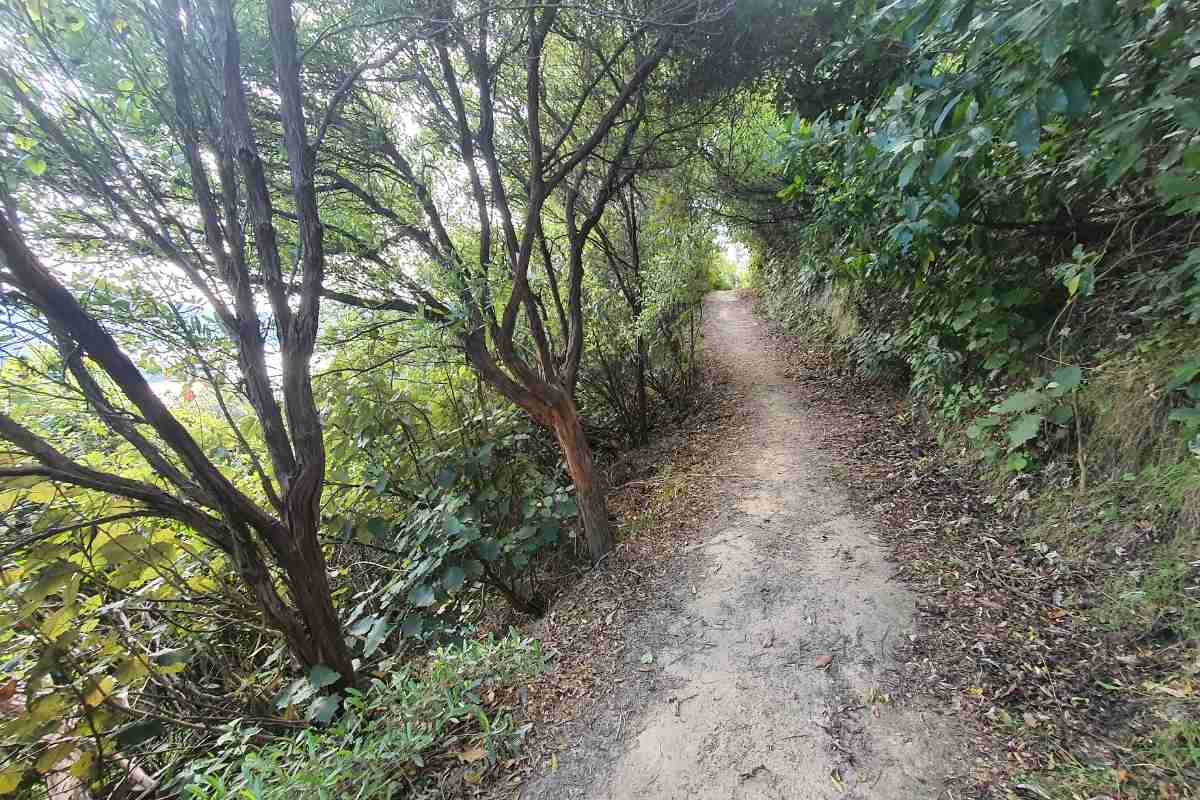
(175, 632, 546, 800)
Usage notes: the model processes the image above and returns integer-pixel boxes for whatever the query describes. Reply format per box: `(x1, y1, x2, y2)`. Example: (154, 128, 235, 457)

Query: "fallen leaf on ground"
(458, 747, 487, 763)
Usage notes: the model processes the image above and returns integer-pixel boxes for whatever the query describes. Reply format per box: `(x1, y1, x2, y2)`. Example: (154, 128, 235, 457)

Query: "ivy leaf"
(1006, 414, 1044, 450)
(25, 157, 47, 176)
(307, 664, 341, 690)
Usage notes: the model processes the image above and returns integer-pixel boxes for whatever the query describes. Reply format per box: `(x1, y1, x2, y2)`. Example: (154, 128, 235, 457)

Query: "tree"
(298, 0, 730, 559)
(588, 178, 715, 444)
(0, 0, 357, 683)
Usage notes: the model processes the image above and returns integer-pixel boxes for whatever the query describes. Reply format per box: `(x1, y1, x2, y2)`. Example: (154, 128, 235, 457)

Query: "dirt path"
(523, 291, 964, 799)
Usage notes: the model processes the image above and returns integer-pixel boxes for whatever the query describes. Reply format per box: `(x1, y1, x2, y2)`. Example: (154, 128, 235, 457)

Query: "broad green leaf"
(476, 539, 502, 561)
(363, 616, 392, 657)
(408, 583, 436, 607)
(154, 649, 189, 674)
(930, 145, 957, 185)
(1006, 414, 1044, 450)
(1070, 48, 1106, 89)
(983, 351, 1010, 369)
(82, 675, 114, 707)
(308, 694, 341, 725)
(400, 615, 424, 638)
(115, 719, 165, 749)
(1168, 407, 1200, 424)
(991, 390, 1044, 414)
(274, 677, 316, 709)
(1013, 109, 1040, 157)
(898, 154, 920, 189)
(1041, 26, 1067, 65)
(1157, 170, 1200, 207)
(0, 764, 24, 794)
(348, 614, 379, 637)
(1061, 75, 1090, 114)
(1048, 404, 1075, 425)
(1164, 359, 1200, 392)
(113, 656, 150, 685)
(444, 565, 466, 591)
(307, 664, 341, 689)
(556, 495, 578, 517)
(1046, 366, 1082, 396)
(36, 742, 75, 773)
(97, 533, 149, 565)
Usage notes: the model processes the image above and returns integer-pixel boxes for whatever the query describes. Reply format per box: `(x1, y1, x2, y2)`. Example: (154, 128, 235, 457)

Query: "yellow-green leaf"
(36, 742, 75, 773)
(0, 764, 27, 794)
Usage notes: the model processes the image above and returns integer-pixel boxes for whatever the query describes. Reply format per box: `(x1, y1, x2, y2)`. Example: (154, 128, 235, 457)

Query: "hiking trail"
(523, 291, 966, 799)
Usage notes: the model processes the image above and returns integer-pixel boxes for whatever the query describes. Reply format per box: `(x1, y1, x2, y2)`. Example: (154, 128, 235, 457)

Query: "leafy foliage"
(177, 632, 546, 800)
(743, 0, 1200, 469)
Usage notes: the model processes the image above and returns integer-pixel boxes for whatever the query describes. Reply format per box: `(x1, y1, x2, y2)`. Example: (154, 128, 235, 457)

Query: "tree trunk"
(286, 535, 357, 686)
(233, 529, 357, 687)
(635, 333, 649, 445)
(551, 397, 615, 560)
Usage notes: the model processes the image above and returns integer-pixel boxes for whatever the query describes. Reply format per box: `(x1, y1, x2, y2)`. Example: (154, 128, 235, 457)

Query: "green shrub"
(176, 631, 546, 800)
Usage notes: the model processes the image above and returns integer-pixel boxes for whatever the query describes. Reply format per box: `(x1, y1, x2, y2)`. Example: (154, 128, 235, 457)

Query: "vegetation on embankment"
(714, 0, 1200, 795)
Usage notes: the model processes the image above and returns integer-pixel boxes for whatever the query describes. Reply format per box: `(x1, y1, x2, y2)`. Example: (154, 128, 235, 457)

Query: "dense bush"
(745, 0, 1200, 474)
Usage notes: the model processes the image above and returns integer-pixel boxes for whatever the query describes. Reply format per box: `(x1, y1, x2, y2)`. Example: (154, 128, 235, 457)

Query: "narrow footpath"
(523, 292, 967, 799)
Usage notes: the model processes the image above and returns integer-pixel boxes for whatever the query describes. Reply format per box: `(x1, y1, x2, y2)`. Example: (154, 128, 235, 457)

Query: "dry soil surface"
(522, 291, 965, 800)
